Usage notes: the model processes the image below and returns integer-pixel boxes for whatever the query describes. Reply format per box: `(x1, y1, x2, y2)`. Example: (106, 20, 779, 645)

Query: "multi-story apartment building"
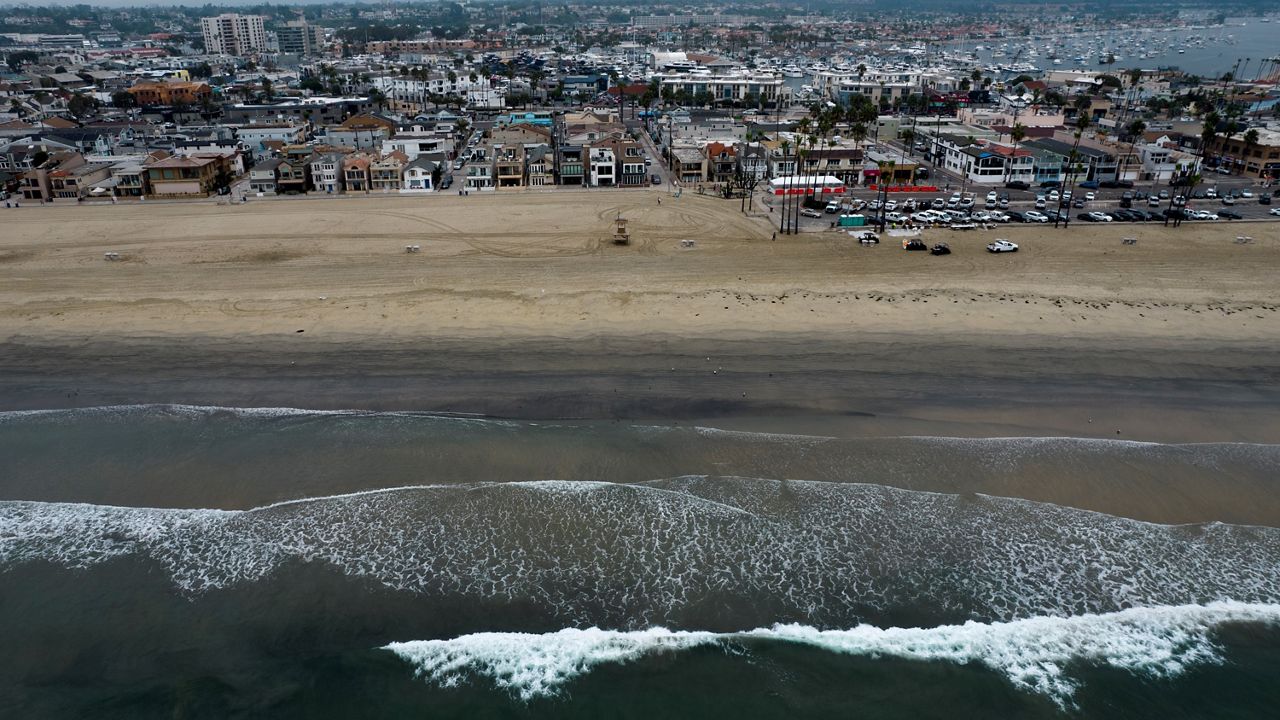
(526, 146, 553, 187)
(201, 14, 267, 56)
(126, 81, 212, 107)
(588, 146, 616, 187)
(276, 20, 325, 56)
(309, 152, 346, 194)
(146, 154, 228, 198)
(656, 73, 790, 106)
(369, 152, 406, 193)
(494, 144, 526, 189)
(1204, 128, 1280, 179)
(342, 154, 371, 192)
(556, 145, 585, 186)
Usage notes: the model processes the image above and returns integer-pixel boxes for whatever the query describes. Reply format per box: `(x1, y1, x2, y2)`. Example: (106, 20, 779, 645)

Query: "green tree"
(111, 91, 137, 109)
(67, 92, 97, 119)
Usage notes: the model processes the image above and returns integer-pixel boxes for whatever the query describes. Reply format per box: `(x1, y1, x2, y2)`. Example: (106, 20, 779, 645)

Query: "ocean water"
(2, 405, 1280, 718)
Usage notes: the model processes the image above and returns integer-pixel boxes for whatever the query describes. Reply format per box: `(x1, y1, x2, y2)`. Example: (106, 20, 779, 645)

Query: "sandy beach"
(2, 190, 1279, 442)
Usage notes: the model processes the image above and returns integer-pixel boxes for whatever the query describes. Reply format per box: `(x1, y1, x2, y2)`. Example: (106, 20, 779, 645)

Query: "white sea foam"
(385, 602, 1280, 704)
(3, 478, 1279, 624)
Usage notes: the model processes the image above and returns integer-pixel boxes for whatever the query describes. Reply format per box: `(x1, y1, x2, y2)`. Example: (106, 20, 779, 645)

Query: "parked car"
(1006, 210, 1026, 222)
(1048, 190, 1060, 202)
(800, 207, 823, 218)
(825, 201, 841, 214)
(1079, 180, 1100, 189)
(886, 212, 908, 223)
(1084, 191, 1096, 201)
(1261, 195, 1272, 205)
(1271, 207, 1280, 216)
(884, 200, 898, 211)
(453, 160, 464, 170)
(1024, 210, 1049, 223)
(931, 198, 946, 209)
(986, 191, 999, 203)
(1039, 180, 1061, 189)
(987, 240, 1019, 253)
(1241, 189, 1254, 198)
(1221, 196, 1236, 205)
(1087, 211, 1113, 222)
(1148, 196, 1162, 207)
(1219, 210, 1242, 220)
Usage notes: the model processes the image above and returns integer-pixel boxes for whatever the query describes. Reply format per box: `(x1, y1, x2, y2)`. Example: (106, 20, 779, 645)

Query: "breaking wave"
(384, 602, 1280, 705)
(3, 478, 1278, 627)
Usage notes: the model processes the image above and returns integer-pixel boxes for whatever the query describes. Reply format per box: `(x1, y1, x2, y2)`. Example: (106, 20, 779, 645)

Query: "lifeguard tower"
(612, 215, 630, 245)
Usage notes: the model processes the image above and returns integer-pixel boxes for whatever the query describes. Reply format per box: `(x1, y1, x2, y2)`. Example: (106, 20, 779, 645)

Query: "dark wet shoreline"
(2, 331, 1278, 444)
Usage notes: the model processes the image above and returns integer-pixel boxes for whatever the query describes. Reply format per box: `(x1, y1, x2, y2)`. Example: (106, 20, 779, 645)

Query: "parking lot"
(774, 183, 1279, 232)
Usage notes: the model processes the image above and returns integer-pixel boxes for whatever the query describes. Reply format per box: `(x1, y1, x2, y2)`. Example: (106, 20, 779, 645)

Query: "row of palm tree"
(773, 97, 875, 233)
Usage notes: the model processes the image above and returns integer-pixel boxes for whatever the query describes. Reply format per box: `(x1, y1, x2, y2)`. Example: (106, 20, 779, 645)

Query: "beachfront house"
(310, 152, 345, 194)
(401, 155, 442, 192)
(342, 154, 371, 193)
(249, 158, 281, 194)
(370, 152, 407, 193)
(146, 154, 227, 199)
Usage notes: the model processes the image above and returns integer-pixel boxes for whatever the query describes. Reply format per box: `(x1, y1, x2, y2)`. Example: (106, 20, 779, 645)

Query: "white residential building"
(309, 153, 344, 194)
(1138, 140, 1202, 183)
(383, 134, 450, 162)
(588, 146, 616, 186)
(201, 14, 267, 56)
(236, 123, 307, 160)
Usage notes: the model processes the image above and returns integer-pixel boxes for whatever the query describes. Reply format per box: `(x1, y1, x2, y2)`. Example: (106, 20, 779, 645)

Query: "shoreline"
(4, 330, 1278, 444)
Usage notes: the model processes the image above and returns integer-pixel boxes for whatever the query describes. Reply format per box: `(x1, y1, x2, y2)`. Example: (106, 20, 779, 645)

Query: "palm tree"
(1242, 128, 1260, 175)
(1121, 119, 1146, 184)
(1056, 114, 1091, 228)
(1200, 110, 1220, 169)
(1123, 68, 1143, 126)
(1004, 123, 1027, 184)
(794, 117, 812, 230)
(779, 138, 792, 234)
(878, 159, 896, 227)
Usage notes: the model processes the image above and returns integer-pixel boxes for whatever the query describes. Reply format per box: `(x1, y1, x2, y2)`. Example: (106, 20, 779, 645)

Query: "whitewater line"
(384, 601, 1280, 706)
